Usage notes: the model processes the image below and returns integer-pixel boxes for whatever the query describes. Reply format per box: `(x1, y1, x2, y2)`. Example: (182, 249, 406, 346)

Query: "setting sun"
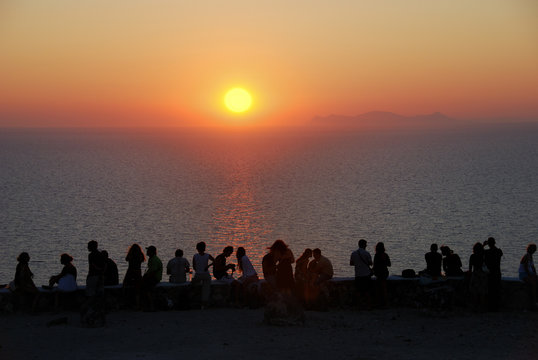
(224, 88, 252, 113)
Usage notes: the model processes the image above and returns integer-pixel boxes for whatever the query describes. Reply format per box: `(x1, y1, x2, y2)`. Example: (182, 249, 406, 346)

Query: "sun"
(224, 88, 252, 113)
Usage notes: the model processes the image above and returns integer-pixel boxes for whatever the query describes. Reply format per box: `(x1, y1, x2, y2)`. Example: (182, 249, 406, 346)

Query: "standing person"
(141, 245, 163, 311)
(373, 242, 391, 308)
(123, 244, 145, 309)
(11, 252, 39, 311)
(85, 241, 105, 298)
(270, 240, 295, 294)
(469, 242, 487, 312)
(102, 250, 119, 286)
(213, 246, 235, 281)
(294, 249, 312, 304)
(440, 245, 463, 276)
(425, 244, 442, 278)
(167, 249, 190, 284)
(519, 243, 537, 310)
(192, 241, 214, 309)
(350, 239, 373, 310)
(308, 248, 333, 310)
(262, 251, 277, 289)
(82, 241, 106, 326)
(484, 237, 503, 311)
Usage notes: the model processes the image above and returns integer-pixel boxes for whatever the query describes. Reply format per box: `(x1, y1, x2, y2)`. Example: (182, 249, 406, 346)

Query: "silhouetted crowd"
(6, 237, 538, 316)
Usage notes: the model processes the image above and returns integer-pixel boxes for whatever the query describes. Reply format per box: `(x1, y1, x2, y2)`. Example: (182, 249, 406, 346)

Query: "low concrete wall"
(0, 276, 532, 313)
(328, 276, 531, 310)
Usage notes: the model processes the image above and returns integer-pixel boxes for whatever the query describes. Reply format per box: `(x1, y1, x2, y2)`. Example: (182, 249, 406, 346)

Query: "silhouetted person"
(307, 248, 333, 310)
(48, 253, 77, 310)
(425, 243, 442, 278)
(294, 248, 312, 303)
(519, 243, 537, 310)
(12, 252, 39, 311)
(270, 240, 295, 294)
(192, 241, 214, 308)
(350, 239, 373, 309)
(213, 246, 235, 280)
(102, 250, 119, 286)
(85, 240, 105, 297)
(311, 248, 333, 285)
(373, 242, 391, 307)
(440, 245, 463, 277)
(484, 237, 503, 311)
(49, 253, 77, 290)
(82, 240, 106, 325)
(469, 242, 487, 312)
(167, 249, 190, 284)
(235, 247, 259, 306)
(123, 243, 145, 309)
(236, 247, 258, 283)
(141, 245, 163, 311)
(262, 251, 277, 289)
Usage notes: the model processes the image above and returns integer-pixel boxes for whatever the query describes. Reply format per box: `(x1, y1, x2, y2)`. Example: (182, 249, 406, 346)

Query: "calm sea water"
(1, 125, 537, 285)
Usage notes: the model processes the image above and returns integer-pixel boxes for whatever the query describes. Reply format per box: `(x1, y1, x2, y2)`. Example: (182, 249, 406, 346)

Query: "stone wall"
(0, 276, 532, 313)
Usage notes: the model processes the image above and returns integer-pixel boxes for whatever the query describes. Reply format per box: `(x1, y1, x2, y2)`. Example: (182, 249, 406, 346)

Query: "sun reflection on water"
(209, 159, 273, 273)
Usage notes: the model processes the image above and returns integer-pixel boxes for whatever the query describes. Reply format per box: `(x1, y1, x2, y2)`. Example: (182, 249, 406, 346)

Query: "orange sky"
(1, 1, 537, 128)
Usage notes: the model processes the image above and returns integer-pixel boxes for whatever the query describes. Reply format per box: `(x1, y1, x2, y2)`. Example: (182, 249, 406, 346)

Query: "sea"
(1, 124, 537, 286)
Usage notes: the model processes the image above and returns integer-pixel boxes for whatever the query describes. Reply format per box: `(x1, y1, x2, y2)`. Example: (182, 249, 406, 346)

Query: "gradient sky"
(1, 0, 537, 127)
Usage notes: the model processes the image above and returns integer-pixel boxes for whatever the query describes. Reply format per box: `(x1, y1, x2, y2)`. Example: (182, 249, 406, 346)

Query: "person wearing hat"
(141, 245, 163, 311)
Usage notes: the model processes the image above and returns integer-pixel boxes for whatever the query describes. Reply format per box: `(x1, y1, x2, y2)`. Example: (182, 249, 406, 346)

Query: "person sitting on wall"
(48, 253, 78, 310)
(262, 251, 277, 289)
(440, 245, 463, 277)
(102, 250, 119, 286)
(423, 243, 442, 279)
(167, 248, 190, 284)
(235, 247, 259, 307)
(49, 253, 78, 290)
(11, 252, 40, 312)
(310, 248, 334, 286)
(213, 246, 235, 281)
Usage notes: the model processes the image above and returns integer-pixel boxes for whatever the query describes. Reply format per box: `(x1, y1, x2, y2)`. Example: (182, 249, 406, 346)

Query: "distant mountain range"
(312, 111, 457, 128)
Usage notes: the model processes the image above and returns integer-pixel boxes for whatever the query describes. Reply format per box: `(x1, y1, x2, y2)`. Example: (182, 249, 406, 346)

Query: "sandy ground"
(1, 308, 538, 360)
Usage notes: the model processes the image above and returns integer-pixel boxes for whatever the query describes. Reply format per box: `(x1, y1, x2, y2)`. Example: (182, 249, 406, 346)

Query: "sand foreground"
(1, 308, 537, 360)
